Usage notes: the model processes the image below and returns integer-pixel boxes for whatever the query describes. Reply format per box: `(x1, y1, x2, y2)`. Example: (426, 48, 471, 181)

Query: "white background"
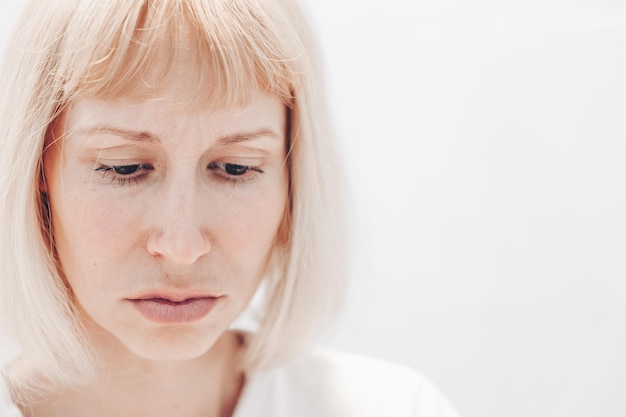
(302, 2, 626, 417)
(2, 1, 626, 417)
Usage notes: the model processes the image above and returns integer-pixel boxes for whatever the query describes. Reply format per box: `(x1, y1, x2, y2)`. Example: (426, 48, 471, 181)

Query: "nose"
(146, 185, 212, 265)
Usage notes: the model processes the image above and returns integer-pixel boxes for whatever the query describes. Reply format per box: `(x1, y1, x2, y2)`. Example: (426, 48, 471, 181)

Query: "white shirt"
(1, 349, 460, 417)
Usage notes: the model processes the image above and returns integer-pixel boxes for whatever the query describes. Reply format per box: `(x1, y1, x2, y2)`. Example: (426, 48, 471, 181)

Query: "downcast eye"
(223, 164, 249, 176)
(112, 165, 140, 175)
(207, 161, 263, 182)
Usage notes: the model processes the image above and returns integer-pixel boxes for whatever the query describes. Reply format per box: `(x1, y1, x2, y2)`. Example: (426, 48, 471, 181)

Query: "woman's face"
(43, 91, 288, 361)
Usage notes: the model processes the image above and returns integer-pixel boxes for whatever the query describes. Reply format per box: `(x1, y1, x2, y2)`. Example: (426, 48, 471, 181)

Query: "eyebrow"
(77, 127, 160, 143)
(216, 128, 283, 146)
(76, 126, 283, 145)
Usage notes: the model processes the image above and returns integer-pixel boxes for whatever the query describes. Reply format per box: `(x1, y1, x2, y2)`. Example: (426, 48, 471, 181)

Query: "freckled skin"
(43, 93, 288, 361)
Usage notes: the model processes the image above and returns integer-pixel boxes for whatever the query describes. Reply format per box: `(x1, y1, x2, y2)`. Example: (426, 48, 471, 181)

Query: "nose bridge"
(147, 172, 211, 264)
(166, 172, 196, 219)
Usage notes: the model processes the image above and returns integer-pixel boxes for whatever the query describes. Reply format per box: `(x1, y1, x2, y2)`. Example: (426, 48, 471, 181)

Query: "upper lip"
(128, 291, 221, 303)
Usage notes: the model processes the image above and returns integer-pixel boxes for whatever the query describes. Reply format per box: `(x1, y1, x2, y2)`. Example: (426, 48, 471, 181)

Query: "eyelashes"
(95, 162, 264, 186)
(207, 162, 264, 178)
(94, 163, 153, 186)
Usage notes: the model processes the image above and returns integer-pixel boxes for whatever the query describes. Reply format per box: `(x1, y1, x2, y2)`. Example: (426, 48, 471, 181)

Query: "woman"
(0, 1, 460, 416)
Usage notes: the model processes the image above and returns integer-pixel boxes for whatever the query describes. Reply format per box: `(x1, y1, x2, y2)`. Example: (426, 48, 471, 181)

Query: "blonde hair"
(0, 0, 347, 400)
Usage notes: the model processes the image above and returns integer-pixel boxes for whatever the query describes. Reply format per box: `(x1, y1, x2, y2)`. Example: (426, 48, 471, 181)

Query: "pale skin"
(27, 85, 289, 417)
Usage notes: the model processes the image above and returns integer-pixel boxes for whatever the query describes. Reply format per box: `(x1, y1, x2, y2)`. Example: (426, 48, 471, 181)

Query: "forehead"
(48, 95, 287, 165)
(63, 92, 286, 132)
(52, 93, 286, 158)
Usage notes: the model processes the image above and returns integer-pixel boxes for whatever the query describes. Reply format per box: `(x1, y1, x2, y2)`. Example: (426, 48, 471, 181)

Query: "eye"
(110, 165, 140, 175)
(207, 162, 263, 183)
(224, 163, 250, 176)
(95, 163, 153, 186)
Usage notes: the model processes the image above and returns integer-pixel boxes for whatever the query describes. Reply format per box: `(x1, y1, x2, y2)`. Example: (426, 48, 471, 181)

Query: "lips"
(128, 293, 221, 324)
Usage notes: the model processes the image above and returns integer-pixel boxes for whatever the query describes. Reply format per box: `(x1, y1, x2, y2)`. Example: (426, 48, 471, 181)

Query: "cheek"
(211, 184, 288, 276)
(47, 193, 133, 313)
(80, 197, 143, 255)
(52, 187, 145, 265)
(229, 185, 287, 246)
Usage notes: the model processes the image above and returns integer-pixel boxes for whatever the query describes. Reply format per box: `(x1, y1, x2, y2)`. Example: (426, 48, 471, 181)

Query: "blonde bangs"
(58, 0, 303, 107)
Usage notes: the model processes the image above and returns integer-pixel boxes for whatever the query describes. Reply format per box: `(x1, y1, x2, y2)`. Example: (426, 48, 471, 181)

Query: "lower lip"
(129, 297, 219, 324)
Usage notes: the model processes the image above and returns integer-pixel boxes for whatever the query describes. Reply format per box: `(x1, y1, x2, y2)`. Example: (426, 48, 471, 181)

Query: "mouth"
(128, 293, 221, 324)
(139, 297, 208, 305)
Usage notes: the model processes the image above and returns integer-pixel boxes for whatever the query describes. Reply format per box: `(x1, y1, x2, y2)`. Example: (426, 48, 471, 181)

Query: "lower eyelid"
(94, 163, 153, 185)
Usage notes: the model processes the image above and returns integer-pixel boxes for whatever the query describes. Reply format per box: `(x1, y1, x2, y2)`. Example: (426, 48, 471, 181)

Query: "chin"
(123, 327, 226, 362)
(84, 317, 226, 363)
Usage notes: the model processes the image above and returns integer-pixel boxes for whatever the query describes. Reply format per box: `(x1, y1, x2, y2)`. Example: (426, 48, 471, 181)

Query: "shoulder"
(234, 348, 461, 417)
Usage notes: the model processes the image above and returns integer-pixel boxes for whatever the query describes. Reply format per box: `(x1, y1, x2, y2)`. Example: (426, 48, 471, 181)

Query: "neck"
(22, 331, 246, 417)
